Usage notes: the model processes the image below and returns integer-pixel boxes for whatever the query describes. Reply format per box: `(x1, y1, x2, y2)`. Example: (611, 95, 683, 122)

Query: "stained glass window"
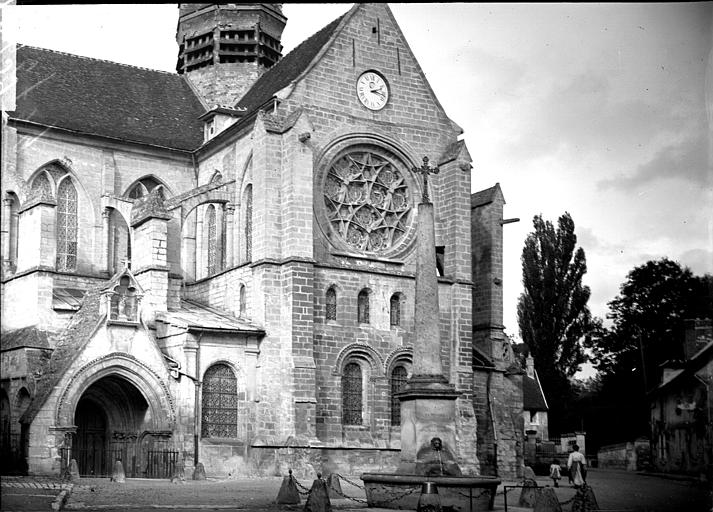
(342, 362, 362, 425)
(326, 287, 337, 321)
(323, 150, 411, 254)
(56, 179, 78, 271)
(390, 365, 408, 425)
(358, 289, 370, 324)
(206, 205, 217, 276)
(244, 185, 253, 262)
(201, 364, 238, 438)
(390, 294, 401, 327)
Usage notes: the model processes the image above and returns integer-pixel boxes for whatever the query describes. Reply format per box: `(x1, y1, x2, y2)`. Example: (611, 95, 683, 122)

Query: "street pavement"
(1, 468, 711, 512)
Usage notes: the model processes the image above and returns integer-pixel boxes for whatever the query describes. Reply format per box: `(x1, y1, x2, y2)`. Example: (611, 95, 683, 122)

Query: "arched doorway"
(1, 390, 11, 473)
(72, 375, 175, 478)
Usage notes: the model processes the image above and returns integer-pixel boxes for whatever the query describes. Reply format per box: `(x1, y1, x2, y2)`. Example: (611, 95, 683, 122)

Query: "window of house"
(390, 293, 401, 327)
(326, 287, 337, 321)
(56, 178, 78, 271)
(357, 289, 370, 324)
(529, 411, 539, 424)
(342, 362, 363, 425)
(390, 365, 408, 425)
(201, 364, 238, 438)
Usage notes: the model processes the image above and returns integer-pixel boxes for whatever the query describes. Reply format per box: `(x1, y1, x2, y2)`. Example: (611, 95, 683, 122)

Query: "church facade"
(1, 3, 523, 479)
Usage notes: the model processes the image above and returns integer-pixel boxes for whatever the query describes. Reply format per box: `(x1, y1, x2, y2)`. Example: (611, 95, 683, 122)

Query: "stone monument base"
(361, 473, 501, 511)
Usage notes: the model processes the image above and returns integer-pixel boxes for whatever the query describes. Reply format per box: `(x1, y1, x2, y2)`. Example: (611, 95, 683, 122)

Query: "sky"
(3, 3, 712, 375)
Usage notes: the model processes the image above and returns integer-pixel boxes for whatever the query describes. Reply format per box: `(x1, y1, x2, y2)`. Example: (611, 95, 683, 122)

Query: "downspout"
(486, 370, 499, 477)
(194, 333, 203, 466)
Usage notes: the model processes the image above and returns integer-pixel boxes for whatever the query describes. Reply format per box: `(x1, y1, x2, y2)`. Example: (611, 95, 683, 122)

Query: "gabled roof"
(235, 14, 345, 114)
(8, 45, 205, 151)
(650, 339, 713, 397)
(523, 372, 549, 411)
(471, 183, 504, 209)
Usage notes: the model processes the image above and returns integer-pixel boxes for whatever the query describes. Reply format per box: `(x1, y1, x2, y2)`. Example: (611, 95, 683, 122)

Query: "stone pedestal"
(396, 378, 460, 474)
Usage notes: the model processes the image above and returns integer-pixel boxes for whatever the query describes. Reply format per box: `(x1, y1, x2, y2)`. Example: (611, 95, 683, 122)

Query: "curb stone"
(51, 483, 74, 511)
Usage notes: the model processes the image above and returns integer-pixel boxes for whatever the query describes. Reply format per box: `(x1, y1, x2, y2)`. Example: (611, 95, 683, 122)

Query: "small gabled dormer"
(200, 105, 246, 142)
(101, 266, 144, 325)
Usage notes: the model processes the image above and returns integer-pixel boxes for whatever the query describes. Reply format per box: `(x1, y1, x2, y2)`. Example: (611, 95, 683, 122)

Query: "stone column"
(102, 208, 111, 274)
(225, 203, 235, 268)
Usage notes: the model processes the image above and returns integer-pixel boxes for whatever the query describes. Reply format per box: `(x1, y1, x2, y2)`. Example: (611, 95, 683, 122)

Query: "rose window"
(324, 151, 411, 253)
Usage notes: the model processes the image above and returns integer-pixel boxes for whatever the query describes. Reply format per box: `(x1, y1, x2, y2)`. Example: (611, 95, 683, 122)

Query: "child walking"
(549, 459, 561, 487)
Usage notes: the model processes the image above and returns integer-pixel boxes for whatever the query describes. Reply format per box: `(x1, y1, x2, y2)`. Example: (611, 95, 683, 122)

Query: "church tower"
(176, 4, 286, 107)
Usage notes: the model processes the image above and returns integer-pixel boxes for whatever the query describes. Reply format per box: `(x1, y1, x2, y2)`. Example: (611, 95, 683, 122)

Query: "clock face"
(356, 71, 389, 111)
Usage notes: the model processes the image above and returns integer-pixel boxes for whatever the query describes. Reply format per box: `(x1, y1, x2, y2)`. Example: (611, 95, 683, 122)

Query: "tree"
(584, 258, 713, 444)
(517, 212, 593, 433)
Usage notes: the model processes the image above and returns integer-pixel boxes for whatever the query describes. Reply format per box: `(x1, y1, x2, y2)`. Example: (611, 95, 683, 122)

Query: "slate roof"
(650, 340, 713, 396)
(8, 45, 205, 151)
(159, 300, 265, 334)
(0, 326, 51, 351)
(235, 14, 345, 114)
(523, 373, 549, 411)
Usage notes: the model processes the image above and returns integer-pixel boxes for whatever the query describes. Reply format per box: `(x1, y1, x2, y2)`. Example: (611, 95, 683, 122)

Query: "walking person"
(549, 459, 561, 487)
(567, 444, 587, 488)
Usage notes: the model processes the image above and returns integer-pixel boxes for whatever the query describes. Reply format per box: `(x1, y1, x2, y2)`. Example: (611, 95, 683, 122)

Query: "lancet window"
(342, 362, 363, 426)
(390, 293, 402, 327)
(357, 289, 370, 324)
(326, 287, 337, 321)
(56, 178, 78, 271)
(390, 365, 408, 425)
(201, 364, 238, 438)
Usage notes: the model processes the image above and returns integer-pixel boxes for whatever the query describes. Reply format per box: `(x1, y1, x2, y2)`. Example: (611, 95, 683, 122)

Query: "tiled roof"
(523, 374, 548, 411)
(235, 14, 345, 114)
(8, 45, 205, 151)
(159, 300, 265, 334)
(0, 326, 51, 351)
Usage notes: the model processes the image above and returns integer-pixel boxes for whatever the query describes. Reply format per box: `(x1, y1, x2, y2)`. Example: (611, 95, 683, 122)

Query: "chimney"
(525, 355, 535, 379)
(684, 318, 712, 360)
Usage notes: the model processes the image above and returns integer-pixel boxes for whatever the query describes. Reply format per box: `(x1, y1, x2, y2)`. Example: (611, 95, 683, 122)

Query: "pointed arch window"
(206, 205, 218, 276)
(126, 176, 162, 199)
(326, 287, 337, 321)
(390, 293, 401, 327)
(56, 178, 78, 271)
(342, 362, 363, 425)
(201, 364, 238, 438)
(390, 365, 408, 425)
(357, 289, 370, 324)
(244, 185, 253, 262)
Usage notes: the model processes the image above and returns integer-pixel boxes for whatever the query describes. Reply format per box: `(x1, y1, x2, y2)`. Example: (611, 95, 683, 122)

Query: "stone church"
(0, 3, 526, 479)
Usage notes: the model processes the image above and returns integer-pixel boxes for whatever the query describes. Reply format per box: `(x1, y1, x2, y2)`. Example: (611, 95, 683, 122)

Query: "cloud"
(678, 248, 713, 275)
(598, 134, 710, 190)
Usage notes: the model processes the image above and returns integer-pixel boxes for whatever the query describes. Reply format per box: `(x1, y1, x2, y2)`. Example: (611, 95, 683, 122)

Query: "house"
(650, 318, 713, 478)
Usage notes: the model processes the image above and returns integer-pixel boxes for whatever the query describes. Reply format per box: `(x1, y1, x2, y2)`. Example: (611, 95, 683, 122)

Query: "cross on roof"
(413, 156, 439, 204)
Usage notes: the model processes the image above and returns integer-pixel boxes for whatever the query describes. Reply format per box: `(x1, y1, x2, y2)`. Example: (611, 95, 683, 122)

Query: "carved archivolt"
(55, 352, 175, 429)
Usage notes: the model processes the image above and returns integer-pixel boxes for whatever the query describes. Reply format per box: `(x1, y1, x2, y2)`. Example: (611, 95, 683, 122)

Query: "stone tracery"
(324, 151, 411, 253)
